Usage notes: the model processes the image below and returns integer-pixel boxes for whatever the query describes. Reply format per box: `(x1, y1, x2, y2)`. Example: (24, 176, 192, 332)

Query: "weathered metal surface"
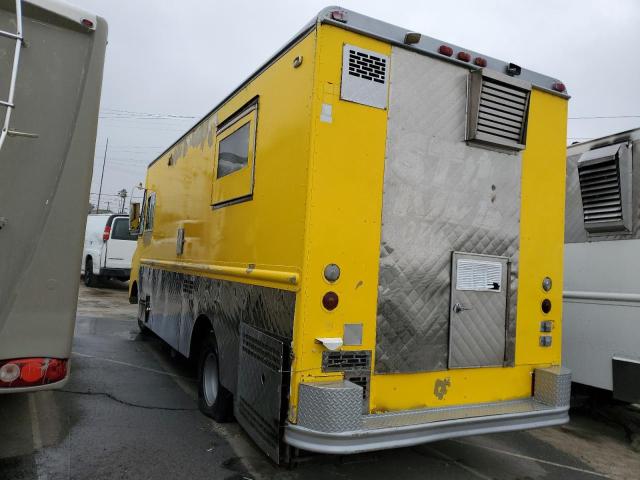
(375, 47, 521, 374)
(235, 324, 288, 463)
(565, 136, 640, 243)
(138, 266, 295, 394)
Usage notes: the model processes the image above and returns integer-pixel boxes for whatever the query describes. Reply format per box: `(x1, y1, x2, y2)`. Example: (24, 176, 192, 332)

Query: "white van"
(82, 214, 137, 286)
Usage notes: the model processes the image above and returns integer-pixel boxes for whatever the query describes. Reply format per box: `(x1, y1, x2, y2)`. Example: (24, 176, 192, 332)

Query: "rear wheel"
(84, 258, 100, 287)
(197, 332, 233, 422)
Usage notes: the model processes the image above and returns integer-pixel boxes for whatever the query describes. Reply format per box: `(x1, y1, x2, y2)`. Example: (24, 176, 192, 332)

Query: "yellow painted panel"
(288, 25, 391, 419)
(515, 89, 568, 365)
(130, 30, 318, 292)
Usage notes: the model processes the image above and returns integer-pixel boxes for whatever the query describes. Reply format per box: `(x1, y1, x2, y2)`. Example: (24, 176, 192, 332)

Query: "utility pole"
(118, 189, 128, 213)
(96, 138, 108, 213)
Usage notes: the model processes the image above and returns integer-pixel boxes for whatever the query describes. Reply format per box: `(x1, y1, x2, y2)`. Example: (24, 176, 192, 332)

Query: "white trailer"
(563, 127, 640, 403)
(0, 0, 107, 392)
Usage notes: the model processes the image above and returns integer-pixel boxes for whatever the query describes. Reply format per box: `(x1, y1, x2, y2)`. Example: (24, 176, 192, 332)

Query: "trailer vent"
(322, 350, 371, 372)
(341, 45, 389, 109)
(467, 69, 531, 151)
(347, 49, 386, 84)
(577, 142, 632, 234)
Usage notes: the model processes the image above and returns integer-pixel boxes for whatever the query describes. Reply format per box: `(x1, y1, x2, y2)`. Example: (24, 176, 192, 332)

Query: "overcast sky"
(72, 0, 640, 208)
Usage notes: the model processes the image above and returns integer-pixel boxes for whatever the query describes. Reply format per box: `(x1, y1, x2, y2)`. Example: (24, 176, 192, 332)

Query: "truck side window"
(211, 99, 258, 207)
(144, 192, 156, 232)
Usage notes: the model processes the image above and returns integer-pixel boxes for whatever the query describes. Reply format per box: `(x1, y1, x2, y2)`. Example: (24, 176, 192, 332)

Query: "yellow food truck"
(129, 7, 570, 463)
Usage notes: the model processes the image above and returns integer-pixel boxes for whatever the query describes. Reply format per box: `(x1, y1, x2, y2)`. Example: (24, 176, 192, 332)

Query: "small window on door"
(211, 100, 258, 207)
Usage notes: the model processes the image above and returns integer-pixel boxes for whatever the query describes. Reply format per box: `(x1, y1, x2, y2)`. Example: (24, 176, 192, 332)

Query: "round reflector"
(324, 264, 341, 282)
(552, 82, 566, 93)
(542, 277, 552, 292)
(457, 51, 471, 62)
(541, 299, 552, 314)
(322, 292, 339, 311)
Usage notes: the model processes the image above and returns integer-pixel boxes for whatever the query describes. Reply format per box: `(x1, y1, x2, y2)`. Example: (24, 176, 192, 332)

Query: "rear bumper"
(285, 401, 569, 454)
(99, 267, 130, 278)
(285, 366, 571, 454)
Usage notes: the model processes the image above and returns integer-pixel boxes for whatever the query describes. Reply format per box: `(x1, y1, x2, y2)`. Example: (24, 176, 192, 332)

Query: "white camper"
(0, 0, 107, 392)
(564, 127, 640, 403)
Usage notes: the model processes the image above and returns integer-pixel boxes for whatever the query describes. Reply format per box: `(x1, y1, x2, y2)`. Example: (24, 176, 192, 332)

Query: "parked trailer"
(129, 8, 570, 463)
(0, 0, 107, 392)
(564, 127, 640, 403)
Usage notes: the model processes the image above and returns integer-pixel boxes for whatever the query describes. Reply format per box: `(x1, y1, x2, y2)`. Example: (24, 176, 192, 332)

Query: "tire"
(197, 332, 233, 422)
(84, 258, 100, 287)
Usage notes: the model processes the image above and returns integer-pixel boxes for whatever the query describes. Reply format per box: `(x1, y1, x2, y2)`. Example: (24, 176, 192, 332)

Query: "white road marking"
(452, 439, 610, 478)
(28, 393, 43, 450)
(422, 444, 493, 480)
(72, 351, 194, 380)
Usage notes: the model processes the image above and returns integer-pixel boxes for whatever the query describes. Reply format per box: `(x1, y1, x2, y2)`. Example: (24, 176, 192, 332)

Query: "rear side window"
(111, 218, 137, 241)
(217, 123, 250, 179)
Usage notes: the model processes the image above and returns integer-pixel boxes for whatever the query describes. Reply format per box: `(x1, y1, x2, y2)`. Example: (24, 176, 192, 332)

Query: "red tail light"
(103, 225, 111, 241)
(81, 18, 94, 29)
(322, 291, 339, 311)
(0, 358, 68, 388)
(552, 82, 566, 93)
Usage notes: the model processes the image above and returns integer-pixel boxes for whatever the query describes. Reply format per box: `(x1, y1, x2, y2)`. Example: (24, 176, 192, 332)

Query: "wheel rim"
(203, 352, 219, 407)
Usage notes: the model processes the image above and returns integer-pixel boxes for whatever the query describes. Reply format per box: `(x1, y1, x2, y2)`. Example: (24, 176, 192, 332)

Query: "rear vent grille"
(578, 159, 623, 225)
(347, 50, 386, 84)
(322, 350, 371, 372)
(576, 142, 631, 234)
(467, 70, 531, 151)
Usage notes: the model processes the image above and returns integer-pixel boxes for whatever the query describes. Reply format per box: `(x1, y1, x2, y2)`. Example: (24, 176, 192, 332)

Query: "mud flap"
(235, 323, 289, 463)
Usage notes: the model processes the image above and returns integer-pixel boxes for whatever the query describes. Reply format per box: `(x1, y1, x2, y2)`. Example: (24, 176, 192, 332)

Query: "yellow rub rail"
(140, 258, 300, 287)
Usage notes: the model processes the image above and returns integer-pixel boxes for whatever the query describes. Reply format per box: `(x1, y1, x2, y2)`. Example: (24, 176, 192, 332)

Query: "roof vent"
(467, 69, 531, 151)
(578, 142, 632, 234)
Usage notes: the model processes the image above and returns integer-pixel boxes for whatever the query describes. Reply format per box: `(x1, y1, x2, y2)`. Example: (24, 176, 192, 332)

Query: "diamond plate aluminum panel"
(235, 324, 287, 463)
(449, 253, 509, 368)
(566, 139, 640, 243)
(375, 47, 521, 374)
(534, 366, 571, 407)
(298, 381, 363, 432)
(138, 266, 295, 393)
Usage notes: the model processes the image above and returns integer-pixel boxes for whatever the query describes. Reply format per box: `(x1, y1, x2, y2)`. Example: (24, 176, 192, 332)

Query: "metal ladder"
(0, 0, 30, 152)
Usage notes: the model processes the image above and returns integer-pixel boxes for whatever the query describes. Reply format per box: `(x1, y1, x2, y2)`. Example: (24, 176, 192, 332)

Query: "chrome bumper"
(285, 367, 571, 454)
(285, 400, 569, 454)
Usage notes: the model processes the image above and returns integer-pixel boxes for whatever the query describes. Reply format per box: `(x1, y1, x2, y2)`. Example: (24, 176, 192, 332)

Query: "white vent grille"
(467, 70, 531, 151)
(577, 143, 632, 233)
(456, 259, 503, 292)
(347, 49, 387, 84)
(340, 44, 389, 110)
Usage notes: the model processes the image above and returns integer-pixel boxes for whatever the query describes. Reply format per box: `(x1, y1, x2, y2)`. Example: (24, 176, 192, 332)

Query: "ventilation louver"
(347, 49, 386, 83)
(467, 69, 531, 151)
(577, 142, 632, 234)
(340, 44, 389, 109)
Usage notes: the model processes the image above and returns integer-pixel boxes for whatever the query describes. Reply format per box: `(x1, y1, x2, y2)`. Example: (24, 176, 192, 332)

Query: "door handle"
(453, 303, 472, 314)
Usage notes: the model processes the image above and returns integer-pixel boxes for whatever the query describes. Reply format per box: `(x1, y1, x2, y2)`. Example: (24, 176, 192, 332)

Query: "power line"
(568, 115, 640, 120)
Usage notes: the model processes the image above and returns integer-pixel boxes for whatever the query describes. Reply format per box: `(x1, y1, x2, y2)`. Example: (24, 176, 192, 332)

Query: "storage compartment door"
(449, 252, 509, 368)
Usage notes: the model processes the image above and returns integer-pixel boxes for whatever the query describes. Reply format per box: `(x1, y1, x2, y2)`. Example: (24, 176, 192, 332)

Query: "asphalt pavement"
(1, 283, 639, 479)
